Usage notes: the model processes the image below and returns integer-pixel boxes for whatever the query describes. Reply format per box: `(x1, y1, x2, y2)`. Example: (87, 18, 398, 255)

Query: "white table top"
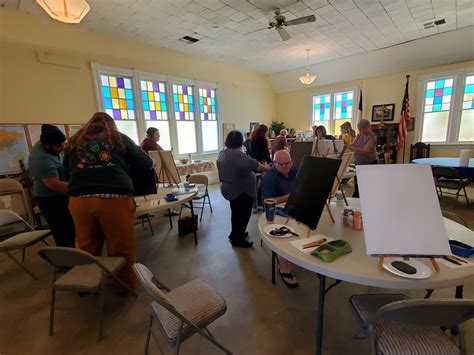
(258, 198, 474, 290)
(134, 186, 198, 216)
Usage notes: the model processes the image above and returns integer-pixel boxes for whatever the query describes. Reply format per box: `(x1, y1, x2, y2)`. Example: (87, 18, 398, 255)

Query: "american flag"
(357, 89, 363, 121)
(396, 75, 411, 151)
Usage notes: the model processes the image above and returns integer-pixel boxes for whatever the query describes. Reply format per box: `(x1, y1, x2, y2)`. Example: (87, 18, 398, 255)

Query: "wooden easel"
(154, 150, 180, 187)
(377, 256, 440, 272)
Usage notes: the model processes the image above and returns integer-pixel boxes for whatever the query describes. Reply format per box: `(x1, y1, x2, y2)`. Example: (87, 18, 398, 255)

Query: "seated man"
(261, 150, 299, 288)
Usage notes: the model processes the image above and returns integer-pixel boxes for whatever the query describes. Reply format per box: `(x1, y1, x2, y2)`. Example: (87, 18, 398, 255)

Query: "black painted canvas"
(285, 156, 341, 230)
(289, 141, 313, 169)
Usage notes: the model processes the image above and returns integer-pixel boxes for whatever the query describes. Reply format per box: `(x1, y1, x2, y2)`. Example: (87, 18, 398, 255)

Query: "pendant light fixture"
(299, 49, 317, 85)
(36, 0, 91, 24)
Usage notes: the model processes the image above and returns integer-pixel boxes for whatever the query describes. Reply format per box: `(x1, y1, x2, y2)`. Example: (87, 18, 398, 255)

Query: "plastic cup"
(264, 199, 276, 222)
(183, 181, 190, 192)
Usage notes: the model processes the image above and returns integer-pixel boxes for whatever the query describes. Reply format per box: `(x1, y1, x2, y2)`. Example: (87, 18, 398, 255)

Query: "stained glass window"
(459, 75, 474, 141)
(172, 84, 194, 121)
(141, 80, 168, 121)
(313, 95, 331, 122)
(424, 78, 453, 113)
(334, 91, 353, 119)
(462, 75, 474, 110)
(199, 88, 217, 121)
(100, 74, 135, 120)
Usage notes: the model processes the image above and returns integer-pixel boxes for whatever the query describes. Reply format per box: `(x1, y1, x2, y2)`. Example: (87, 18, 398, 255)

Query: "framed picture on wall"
(372, 104, 395, 122)
(249, 122, 259, 132)
(407, 117, 415, 131)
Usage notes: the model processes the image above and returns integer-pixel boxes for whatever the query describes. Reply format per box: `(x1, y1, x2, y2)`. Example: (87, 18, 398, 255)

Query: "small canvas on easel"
(149, 150, 180, 186)
(357, 164, 451, 257)
(289, 141, 313, 169)
(285, 156, 341, 230)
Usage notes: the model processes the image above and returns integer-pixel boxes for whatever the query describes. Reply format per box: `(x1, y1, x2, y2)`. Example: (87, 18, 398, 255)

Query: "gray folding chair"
(37, 247, 137, 340)
(133, 263, 231, 355)
(432, 167, 470, 208)
(350, 295, 474, 355)
(0, 209, 51, 279)
(442, 210, 469, 228)
(188, 175, 213, 221)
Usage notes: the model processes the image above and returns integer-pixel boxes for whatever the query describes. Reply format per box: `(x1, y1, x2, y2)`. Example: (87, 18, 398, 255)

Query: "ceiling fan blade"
(244, 26, 270, 36)
(276, 27, 291, 41)
(284, 14, 316, 26)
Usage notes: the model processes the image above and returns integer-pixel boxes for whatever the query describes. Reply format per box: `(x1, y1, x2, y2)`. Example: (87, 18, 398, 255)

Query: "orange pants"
(69, 196, 136, 288)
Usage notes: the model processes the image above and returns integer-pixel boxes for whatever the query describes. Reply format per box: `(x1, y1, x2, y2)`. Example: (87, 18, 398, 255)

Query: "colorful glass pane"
(462, 75, 474, 110)
(424, 78, 453, 113)
(199, 88, 217, 121)
(140, 80, 168, 121)
(100, 74, 135, 120)
(172, 84, 194, 121)
(313, 94, 331, 122)
(334, 91, 353, 119)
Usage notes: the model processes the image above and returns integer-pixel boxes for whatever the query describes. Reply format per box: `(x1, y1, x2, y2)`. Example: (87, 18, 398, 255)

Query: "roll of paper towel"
(459, 149, 470, 167)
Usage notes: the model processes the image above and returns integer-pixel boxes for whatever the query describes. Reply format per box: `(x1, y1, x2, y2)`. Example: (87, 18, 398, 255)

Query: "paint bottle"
(353, 209, 362, 231)
(343, 207, 353, 227)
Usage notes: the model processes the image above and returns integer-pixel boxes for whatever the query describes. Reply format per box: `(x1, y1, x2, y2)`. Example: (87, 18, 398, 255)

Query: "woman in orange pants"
(64, 112, 153, 289)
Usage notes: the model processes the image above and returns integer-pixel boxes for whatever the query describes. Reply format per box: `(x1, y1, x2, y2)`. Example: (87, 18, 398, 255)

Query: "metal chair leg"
(144, 314, 153, 355)
(147, 216, 154, 235)
(463, 187, 469, 205)
(208, 194, 213, 213)
(200, 200, 205, 222)
(49, 288, 56, 336)
(4, 250, 38, 280)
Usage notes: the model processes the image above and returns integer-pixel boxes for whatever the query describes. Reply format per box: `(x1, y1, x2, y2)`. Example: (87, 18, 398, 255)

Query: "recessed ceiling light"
(179, 35, 200, 44)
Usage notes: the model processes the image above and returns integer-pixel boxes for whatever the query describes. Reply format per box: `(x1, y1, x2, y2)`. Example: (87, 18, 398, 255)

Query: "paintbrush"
(303, 238, 327, 249)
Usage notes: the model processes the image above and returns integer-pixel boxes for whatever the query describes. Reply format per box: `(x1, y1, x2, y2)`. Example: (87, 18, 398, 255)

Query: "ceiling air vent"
(423, 18, 446, 29)
(179, 36, 199, 44)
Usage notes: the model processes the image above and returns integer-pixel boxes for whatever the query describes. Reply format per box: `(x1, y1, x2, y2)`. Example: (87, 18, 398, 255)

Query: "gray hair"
(358, 119, 370, 128)
(280, 129, 288, 136)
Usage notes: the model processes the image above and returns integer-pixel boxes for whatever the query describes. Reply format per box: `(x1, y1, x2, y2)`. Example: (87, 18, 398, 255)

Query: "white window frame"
(196, 80, 220, 155)
(415, 68, 474, 145)
(91, 63, 142, 143)
(91, 63, 221, 156)
(310, 85, 359, 135)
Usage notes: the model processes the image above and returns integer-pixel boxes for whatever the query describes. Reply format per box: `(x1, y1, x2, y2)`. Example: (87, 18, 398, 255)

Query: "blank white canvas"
(357, 164, 451, 256)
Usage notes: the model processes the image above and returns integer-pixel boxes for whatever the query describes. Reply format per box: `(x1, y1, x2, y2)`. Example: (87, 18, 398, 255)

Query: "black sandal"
(279, 270, 299, 288)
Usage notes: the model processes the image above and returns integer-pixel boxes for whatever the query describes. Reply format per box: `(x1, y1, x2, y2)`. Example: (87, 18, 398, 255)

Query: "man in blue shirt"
(261, 150, 299, 288)
(28, 125, 75, 247)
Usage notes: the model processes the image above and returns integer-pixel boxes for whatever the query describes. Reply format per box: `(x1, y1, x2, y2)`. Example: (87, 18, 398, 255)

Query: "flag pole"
(403, 75, 410, 164)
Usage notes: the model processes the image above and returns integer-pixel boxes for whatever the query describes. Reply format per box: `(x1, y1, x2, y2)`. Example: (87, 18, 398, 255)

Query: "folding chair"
(187, 175, 213, 221)
(349, 295, 474, 354)
(37, 247, 137, 340)
(432, 166, 470, 208)
(133, 263, 231, 354)
(0, 209, 51, 279)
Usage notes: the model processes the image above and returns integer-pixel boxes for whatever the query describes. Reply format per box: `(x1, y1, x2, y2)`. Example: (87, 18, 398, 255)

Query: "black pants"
(229, 193, 253, 242)
(36, 195, 76, 247)
(352, 160, 379, 198)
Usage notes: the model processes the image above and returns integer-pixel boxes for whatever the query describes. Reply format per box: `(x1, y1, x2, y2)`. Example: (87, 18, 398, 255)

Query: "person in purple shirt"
(217, 130, 270, 248)
(271, 129, 288, 158)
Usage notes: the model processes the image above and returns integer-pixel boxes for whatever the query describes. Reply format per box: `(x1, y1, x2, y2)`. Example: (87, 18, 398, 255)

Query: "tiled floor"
(0, 183, 472, 355)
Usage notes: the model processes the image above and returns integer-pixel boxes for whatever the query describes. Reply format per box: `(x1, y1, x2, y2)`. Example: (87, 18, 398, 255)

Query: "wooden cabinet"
(371, 123, 398, 164)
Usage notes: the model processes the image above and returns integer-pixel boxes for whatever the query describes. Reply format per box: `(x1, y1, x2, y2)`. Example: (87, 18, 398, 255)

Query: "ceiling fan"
(246, 9, 316, 41)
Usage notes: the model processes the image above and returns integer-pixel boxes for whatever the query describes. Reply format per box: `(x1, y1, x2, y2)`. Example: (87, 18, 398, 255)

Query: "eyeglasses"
(275, 161, 292, 167)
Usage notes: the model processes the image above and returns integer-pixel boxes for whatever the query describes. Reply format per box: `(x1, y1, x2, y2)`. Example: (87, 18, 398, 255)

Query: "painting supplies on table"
(438, 254, 474, 269)
(290, 235, 333, 253)
(302, 238, 327, 249)
(342, 207, 363, 230)
(449, 240, 474, 258)
(269, 226, 299, 237)
(311, 240, 352, 262)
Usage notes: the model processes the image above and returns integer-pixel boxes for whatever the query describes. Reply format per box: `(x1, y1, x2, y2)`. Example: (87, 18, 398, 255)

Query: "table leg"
(315, 274, 326, 355)
(168, 209, 173, 229)
(271, 251, 276, 284)
(189, 200, 198, 246)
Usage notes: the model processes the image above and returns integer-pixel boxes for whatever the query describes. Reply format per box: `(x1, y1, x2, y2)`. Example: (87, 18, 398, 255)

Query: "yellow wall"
(0, 9, 275, 131)
(277, 60, 474, 162)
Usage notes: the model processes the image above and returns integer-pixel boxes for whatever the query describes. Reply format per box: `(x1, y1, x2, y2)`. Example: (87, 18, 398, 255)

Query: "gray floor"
(0, 183, 473, 355)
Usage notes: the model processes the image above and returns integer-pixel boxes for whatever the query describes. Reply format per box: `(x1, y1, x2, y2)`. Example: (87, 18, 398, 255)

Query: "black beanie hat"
(40, 124, 66, 145)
